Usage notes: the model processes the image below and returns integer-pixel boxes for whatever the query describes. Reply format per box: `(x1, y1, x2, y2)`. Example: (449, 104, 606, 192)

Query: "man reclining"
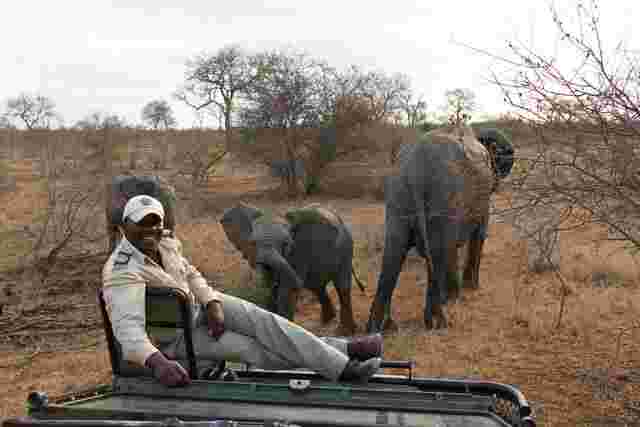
(102, 195, 383, 387)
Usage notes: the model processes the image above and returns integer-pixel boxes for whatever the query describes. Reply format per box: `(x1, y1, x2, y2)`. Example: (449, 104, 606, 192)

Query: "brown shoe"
(347, 334, 384, 361)
(339, 357, 381, 382)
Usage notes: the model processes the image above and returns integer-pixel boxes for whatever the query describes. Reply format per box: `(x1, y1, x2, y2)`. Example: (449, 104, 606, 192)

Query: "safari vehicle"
(1, 285, 537, 427)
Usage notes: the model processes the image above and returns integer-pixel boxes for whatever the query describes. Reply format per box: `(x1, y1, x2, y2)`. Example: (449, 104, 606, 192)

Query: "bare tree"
(240, 50, 326, 127)
(319, 65, 411, 121)
(317, 64, 411, 127)
(315, 64, 412, 168)
(141, 99, 177, 129)
(363, 71, 412, 122)
(27, 175, 107, 275)
(5, 93, 60, 129)
(471, 0, 640, 253)
(74, 112, 129, 130)
(0, 115, 14, 129)
(237, 51, 413, 196)
(441, 88, 477, 125)
(238, 49, 325, 196)
(398, 92, 428, 128)
(175, 44, 269, 148)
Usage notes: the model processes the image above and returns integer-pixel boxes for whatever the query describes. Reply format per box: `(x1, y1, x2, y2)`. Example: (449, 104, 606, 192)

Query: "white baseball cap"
(122, 195, 165, 224)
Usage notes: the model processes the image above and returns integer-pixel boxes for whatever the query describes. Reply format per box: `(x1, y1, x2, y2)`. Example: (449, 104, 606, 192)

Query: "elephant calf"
(220, 203, 366, 336)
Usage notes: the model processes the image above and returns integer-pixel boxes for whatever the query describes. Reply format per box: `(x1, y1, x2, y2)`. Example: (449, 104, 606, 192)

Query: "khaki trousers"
(163, 293, 350, 381)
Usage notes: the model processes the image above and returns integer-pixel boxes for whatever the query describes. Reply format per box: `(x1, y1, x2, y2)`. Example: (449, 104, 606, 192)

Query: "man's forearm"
(185, 262, 223, 306)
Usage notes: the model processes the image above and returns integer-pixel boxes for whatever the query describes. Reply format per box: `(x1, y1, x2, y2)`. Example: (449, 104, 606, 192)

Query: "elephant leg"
(334, 264, 357, 336)
(274, 284, 298, 321)
(255, 264, 277, 313)
(424, 215, 453, 330)
(311, 286, 336, 324)
(463, 237, 485, 290)
(268, 282, 278, 313)
(366, 215, 411, 334)
(463, 221, 487, 290)
(446, 245, 462, 303)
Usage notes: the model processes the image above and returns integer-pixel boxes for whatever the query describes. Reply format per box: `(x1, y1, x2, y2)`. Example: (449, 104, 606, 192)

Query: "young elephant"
(220, 203, 365, 335)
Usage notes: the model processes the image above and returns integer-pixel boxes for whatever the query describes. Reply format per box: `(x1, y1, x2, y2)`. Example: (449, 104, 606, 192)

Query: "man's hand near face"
(206, 300, 225, 340)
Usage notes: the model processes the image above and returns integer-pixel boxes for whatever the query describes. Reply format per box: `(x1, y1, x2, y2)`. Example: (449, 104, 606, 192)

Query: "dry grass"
(1, 162, 640, 426)
(0, 161, 49, 271)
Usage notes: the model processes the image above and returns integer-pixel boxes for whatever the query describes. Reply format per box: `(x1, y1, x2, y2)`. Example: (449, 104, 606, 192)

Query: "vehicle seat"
(98, 286, 224, 380)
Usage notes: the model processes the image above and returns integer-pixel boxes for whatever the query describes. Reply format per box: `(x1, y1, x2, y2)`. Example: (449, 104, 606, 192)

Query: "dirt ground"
(1, 164, 640, 427)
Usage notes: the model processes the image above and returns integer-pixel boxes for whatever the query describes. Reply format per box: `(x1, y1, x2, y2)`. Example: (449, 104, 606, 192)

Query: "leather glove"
(145, 351, 191, 387)
(206, 300, 225, 340)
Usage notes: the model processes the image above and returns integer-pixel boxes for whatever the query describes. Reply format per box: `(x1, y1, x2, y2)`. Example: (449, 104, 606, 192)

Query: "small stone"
(591, 271, 609, 288)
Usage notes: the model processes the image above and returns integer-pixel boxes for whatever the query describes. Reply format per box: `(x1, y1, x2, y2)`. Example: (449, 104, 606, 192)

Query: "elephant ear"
(220, 202, 264, 255)
(253, 209, 296, 257)
(476, 128, 515, 179)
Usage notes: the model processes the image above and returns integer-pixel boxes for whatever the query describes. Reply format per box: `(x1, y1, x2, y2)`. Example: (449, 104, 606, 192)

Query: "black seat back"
(98, 286, 198, 379)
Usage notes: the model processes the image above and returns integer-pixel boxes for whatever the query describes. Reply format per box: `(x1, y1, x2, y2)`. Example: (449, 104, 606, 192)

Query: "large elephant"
(366, 124, 514, 333)
(220, 202, 366, 335)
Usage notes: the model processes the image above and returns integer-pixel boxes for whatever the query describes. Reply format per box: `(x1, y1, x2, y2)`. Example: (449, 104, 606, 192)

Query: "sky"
(2, 0, 638, 129)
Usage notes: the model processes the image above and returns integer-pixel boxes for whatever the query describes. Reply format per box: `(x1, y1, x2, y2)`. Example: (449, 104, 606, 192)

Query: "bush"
(224, 281, 272, 309)
(419, 121, 441, 133)
(219, 266, 272, 309)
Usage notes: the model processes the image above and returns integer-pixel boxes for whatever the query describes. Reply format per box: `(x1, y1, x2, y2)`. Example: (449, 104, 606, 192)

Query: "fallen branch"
(2, 319, 44, 334)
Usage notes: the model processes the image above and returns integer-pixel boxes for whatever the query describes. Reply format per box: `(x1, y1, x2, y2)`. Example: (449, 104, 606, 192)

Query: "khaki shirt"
(102, 234, 222, 367)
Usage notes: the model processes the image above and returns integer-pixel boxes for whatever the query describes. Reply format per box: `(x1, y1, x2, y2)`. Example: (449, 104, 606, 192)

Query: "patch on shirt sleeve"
(113, 250, 134, 271)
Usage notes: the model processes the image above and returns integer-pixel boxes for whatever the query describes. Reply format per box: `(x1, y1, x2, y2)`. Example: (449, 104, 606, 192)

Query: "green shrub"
(419, 121, 441, 133)
(220, 267, 272, 309)
(224, 282, 272, 309)
(304, 175, 321, 195)
(239, 128, 257, 145)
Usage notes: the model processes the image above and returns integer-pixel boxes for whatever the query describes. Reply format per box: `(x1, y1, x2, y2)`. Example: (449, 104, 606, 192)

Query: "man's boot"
(339, 357, 382, 383)
(347, 334, 384, 361)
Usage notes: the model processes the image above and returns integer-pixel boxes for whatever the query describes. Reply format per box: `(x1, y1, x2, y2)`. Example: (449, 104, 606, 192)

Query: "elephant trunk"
(259, 250, 304, 290)
(257, 251, 303, 320)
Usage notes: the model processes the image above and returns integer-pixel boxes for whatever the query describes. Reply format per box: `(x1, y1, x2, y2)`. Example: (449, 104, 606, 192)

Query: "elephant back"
(428, 125, 491, 169)
(285, 204, 345, 251)
(423, 125, 494, 186)
(400, 126, 494, 221)
(285, 204, 343, 231)
(285, 205, 343, 273)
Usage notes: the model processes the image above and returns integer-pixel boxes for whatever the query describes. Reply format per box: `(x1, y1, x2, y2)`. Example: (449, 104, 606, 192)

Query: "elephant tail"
(351, 266, 366, 293)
